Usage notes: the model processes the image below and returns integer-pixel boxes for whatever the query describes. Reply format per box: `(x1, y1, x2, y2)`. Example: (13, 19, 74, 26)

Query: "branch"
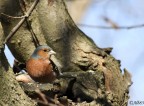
(18, 0, 40, 47)
(1, 13, 24, 19)
(3, 0, 39, 44)
(77, 23, 144, 30)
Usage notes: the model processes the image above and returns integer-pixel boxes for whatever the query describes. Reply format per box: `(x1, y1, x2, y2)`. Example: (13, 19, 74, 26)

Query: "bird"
(26, 45, 57, 83)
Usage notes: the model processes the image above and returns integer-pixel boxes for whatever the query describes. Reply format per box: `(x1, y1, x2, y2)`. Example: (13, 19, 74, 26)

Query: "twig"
(35, 88, 49, 105)
(34, 99, 57, 106)
(35, 87, 64, 106)
(1, 13, 25, 19)
(77, 23, 144, 30)
(46, 95, 64, 106)
(3, 0, 39, 44)
(19, 0, 40, 47)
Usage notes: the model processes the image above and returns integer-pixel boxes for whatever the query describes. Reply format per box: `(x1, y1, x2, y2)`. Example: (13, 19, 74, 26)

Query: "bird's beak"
(49, 50, 56, 55)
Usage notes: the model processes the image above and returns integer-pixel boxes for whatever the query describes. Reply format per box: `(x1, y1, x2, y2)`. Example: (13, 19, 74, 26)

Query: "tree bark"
(0, 0, 131, 106)
(0, 23, 36, 106)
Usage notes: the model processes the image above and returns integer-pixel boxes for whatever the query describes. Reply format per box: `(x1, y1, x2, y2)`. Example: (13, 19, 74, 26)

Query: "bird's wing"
(50, 55, 63, 76)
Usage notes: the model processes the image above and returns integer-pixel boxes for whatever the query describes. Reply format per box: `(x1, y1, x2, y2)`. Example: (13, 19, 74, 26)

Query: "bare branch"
(18, 0, 40, 47)
(77, 23, 144, 30)
(3, 0, 39, 44)
(1, 13, 24, 19)
(35, 88, 49, 105)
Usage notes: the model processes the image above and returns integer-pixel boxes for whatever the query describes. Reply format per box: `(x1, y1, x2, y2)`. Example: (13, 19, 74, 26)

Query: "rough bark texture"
(0, 0, 132, 106)
(36, 1, 131, 105)
(0, 23, 36, 106)
(0, 0, 47, 62)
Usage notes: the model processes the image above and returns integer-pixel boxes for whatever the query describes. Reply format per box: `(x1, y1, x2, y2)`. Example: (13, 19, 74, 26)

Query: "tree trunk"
(0, 23, 36, 106)
(0, 0, 131, 106)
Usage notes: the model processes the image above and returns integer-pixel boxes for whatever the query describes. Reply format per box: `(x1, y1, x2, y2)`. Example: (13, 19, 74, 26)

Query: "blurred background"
(5, 0, 144, 105)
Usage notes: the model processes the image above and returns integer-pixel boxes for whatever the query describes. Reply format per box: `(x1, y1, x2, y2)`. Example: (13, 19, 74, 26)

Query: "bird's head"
(31, 45, 56, 59)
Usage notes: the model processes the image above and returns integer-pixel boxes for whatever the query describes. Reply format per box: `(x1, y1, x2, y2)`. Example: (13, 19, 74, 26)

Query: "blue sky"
(4, 0, 144, 105)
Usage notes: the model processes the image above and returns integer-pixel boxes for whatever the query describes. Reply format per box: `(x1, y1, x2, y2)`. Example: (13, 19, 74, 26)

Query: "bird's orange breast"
(26, 58, 56, 83)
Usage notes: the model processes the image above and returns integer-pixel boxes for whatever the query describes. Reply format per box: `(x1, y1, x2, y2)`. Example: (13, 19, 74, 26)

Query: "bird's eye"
(43, 49, 47, 52)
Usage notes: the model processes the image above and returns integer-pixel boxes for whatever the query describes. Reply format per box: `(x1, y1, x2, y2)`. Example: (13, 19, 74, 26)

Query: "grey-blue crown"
(31, 45, 52, 59)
